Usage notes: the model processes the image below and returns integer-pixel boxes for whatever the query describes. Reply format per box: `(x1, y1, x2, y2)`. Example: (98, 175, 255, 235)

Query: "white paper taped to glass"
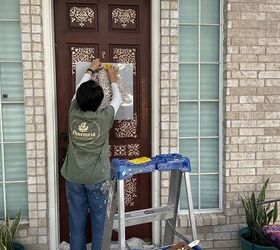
(76, 62, 133, 121)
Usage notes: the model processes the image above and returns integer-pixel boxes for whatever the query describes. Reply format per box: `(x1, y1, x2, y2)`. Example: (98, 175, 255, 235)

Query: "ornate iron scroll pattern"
(113, 48, 136, 75)
(69, 6, 95, 27)
(115, 177, 137, 208)
(112, 143, 140, 157)
(114, 113, 137, 138)
(112, 8, 136, 28)
(125, 178, 137, 206)
(71, 47, 95, 74)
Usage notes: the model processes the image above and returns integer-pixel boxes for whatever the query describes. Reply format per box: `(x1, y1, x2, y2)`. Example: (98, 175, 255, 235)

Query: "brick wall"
(222, 0, 280, 248)
(160, 0, 179, 217)
(13, 0, 280, 248)
(17, 0, 48, 249)
(160, 0, 280, 249)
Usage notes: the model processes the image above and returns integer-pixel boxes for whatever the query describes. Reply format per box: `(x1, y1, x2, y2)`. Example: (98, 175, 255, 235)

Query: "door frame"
(43, 0, 161, 248)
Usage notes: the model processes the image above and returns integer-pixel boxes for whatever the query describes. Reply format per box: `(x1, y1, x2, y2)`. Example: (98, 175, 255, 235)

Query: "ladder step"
(113, 205, 175, 229)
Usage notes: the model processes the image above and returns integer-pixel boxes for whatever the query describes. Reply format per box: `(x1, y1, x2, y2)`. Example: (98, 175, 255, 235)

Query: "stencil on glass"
(76, 62, 133, 120)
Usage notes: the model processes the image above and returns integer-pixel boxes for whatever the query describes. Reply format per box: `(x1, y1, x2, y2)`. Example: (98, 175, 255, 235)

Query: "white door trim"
(42, 0, 60, 249)
(151, 0, 161, 245)
(43, 0, 161, 248)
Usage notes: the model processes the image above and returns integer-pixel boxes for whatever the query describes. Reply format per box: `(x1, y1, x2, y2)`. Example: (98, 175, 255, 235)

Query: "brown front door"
(54, 0, 151, 242)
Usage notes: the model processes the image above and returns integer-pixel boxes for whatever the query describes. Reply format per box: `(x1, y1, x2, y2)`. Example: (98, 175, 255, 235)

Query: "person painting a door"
(61, 58, 122, 250)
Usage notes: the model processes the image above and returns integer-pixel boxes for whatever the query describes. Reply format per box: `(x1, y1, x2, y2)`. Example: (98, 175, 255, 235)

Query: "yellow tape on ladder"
(128, 157, 151, 164)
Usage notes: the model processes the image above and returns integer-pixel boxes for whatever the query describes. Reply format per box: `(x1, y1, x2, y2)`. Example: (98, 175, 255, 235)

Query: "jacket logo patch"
(71, 119, 100, 146)
(79, 122, 89, 132)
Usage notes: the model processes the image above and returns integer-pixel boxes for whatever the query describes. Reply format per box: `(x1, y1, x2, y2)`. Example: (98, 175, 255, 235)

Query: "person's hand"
(107, 67, 118, 83)
(89, 58, 101, 71)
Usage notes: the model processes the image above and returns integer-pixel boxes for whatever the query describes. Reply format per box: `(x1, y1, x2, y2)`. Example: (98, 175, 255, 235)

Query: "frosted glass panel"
(179, 64, 198, 100)
(179, 26, 198, 62)
(200, 102, 219, 136)
(179, 103, 198, 137)
(201, 0, 220, 24)
(201, 64, 219, 100)
(0, 0, 20, 19)
(0, 63, 24, 101)
(5, 143, 27, 181)
(179, 0, 198, 23)
(180, 175, 198, 209)
(200, 26, 219, 62)
(179, 139, 198, 173)
(201, 139, 219, 173)
(201, 175, 219, 208)
(3, 104, 25, 142)
(0, 186, 4, 218)
(6, 183, 28, 218)
(0, 22, 22, 61)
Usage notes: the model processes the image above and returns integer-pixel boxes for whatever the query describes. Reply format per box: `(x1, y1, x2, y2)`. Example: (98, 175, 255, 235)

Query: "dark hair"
(76, 80, 104, 112)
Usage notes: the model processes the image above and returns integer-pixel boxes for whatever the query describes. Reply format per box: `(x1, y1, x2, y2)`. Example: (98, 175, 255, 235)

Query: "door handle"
(59, 132, 68, 164)
(101, 50, 106, 60)
(59, 132, 68, 142)
(61, 146, 67, 164)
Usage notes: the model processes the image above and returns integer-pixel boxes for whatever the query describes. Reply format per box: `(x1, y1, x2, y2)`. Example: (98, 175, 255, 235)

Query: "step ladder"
(102, 154, 197, 250)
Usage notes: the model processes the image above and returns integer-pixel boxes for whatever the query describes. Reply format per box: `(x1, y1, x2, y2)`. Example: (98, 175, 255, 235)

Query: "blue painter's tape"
(112, 154, 191, 180)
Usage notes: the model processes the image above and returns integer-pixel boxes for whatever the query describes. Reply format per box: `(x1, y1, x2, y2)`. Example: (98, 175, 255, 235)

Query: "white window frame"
(0, 11, 27, 219)
(178, 0, 224, 213)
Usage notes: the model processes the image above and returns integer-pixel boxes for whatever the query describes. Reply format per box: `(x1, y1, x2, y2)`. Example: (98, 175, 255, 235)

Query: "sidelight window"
(178, 0, 222, 210)
(0, 0, 28, 219)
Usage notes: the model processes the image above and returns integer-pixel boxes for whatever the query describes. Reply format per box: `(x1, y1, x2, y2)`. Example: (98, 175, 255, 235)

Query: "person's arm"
(110, 82, 122, 116)
(108, 68, 122, 116)
(72, 58, 101, 101)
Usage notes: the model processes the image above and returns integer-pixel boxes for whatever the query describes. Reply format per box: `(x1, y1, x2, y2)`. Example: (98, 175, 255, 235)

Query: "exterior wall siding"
(11, 0, 280, 249)
(160, 0, 280, 249)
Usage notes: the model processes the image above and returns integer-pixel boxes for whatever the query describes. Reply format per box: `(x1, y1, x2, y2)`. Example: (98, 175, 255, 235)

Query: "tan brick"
(231, 168, 256, 176)
(238, 160, 263, 168)
(259, 4, 280, 12)
(239, 144, 263, 152)
(240, 63, 265, 71)
(239, 128, 264, 135)
(257, 120, 280, 127)
(257, 152, 280, 159)
(267, 12, 280, 20)
(257, 87, 280, 94)
(231, 120, 256, 127)
(240, 12, 266, 20)
(231, 3, 258, 11)
(256, 103, 280, 111)
(259, 71, 280, 78)
(259, 20, 278, 29)
(264, 79, 280, 86)
(240, 96, 264, 103)
(230, 183, 255, 192)
(231, 104, 256, 111)
(258, 38, 280, 46)
(230, 153, 255, 160)
(240, 46, 265, 54)
(266, 62, 280, 70)
(231, 37, 258, 46)
(231, 136, 256, 144)
(264, 127, 280, 135)
(239, 112, 265, 119)
(230, 87, 257, 95)
(264, 105, 280, 115)
(239, 176, 263, 184)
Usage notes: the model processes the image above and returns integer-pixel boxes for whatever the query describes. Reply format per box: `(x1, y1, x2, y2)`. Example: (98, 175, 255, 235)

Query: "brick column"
(18, 0, 48, 248)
